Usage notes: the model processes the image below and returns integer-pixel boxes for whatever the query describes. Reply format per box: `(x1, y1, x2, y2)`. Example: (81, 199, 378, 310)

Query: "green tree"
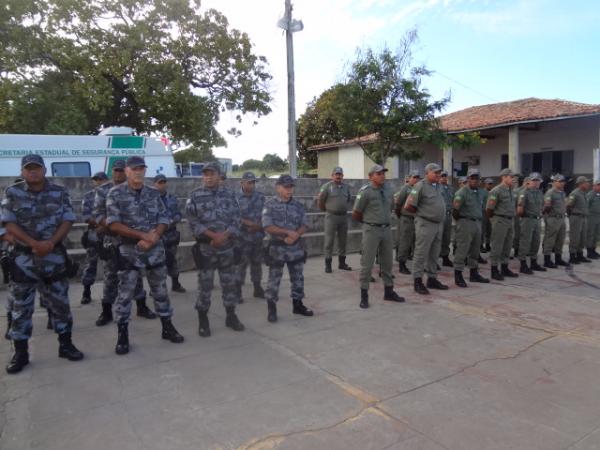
(241, 159, 262, 171)
(0, 0, 272, 154)
(261, 153, 287, 172)
(173, 147, 216, 164)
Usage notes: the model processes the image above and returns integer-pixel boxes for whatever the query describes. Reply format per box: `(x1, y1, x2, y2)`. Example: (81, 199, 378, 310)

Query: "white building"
(311, 98, 600, 182)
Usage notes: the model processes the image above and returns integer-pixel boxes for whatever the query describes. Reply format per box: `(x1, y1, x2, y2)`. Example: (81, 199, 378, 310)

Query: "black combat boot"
(58, 332, 84, 361)
(360, 289, 369, 309)
(384, 286, 405, 302)
(414, 277, 430, 295)
(502, 263, 519, 277)
(427, 277, 449, 290)
(587, 248, 600, 260)
(171, 276, 186, 293)
(225, 306, 245, 331)
(6, 339, 29, 374)
(398, 261, 411, 275)
(544, 254, 557, 269)
(115, 323, 129, 355)
(469, 268, 490, 283)
(267, 302, 278, 322)
(253, 284, 265, 298)
(46, 309, 53, 330)
(197, 310, 211, 337)
(96, 303, 113, 326)
(136, 298, 157, 319)
(324, 257, 333, 273)
(519, 260, 533, 274)
(161, 317, 184, 342)
(5, 313, 12, 340)
(338, 256, 352, 271)
(442, 255, 453, 267)
(491, 266, 504, 281)
(81, 284, 92, 305)
(569, 253, 580, 265)
(578, 252, 591, 263)
(293, 300, 314, 316)
(454, 270, 467, 288)
(530, 258, 547, 272)
(555, 253, 568, 266)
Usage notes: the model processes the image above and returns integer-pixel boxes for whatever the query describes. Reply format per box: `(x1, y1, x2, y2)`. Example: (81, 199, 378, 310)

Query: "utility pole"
(279, 0, 303, 178)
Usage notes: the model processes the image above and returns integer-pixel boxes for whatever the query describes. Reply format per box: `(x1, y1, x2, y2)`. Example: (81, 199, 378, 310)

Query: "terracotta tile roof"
(309, 98, 600, 151)
(440, 97, 600, 133)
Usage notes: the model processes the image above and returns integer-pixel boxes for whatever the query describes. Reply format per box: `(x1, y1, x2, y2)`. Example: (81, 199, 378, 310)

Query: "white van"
(0, 127, 177, 177)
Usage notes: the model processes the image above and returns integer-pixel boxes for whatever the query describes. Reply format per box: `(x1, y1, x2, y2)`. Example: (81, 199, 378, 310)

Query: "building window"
(51, 162, 91, 177)
(500, 150, 574, 176)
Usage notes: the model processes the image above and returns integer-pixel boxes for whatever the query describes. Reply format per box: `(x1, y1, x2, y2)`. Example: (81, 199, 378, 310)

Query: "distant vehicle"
(176, 158, 233, 177)
(0, 127, 177, 177)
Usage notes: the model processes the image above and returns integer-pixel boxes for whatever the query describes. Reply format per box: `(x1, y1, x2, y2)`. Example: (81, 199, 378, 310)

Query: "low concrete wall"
(0, 177, 404, 282)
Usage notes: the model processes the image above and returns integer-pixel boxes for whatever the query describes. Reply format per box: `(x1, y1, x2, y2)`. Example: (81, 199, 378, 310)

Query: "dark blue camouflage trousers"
(195, 249, 238, 311)
(165, 243, 180, 278)
(115, 244, 172, 324)
(8, 251, 73, 340)
(81, 244, 98, 287)
(102, 251, 145, 305)
(266, 261, 304, 304)
(235, 240, 263, 288)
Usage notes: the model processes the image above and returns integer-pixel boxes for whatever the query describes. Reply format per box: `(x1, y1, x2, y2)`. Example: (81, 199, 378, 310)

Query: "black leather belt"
(524, 215, 541, 219)
(459, 217, 481, 222)
(495, 214, 513, 219)
(570, 213, 584, 216)
(364, 223, 390, 228)
(327, 211, 347, 216)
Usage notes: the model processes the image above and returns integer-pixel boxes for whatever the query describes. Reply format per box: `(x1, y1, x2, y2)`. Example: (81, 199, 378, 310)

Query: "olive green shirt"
(518, 188, 543, 217)
(440, 183, 454, 212)
(319, 181, 351, 214)
(567, 188, 588, 216)
(543, 188, 566, 217)
(487, 184, 515, 218)
(453, 186, 483, 220)
(353, 183, 393, 225)
(406, 180, 446, 223)
(394, 184, 414, 217)
(587, 190, 600, 216)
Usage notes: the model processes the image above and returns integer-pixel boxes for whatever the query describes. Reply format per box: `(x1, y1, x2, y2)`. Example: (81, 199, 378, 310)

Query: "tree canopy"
(0, 0, 272, 154)
(297, 30, 467, 166)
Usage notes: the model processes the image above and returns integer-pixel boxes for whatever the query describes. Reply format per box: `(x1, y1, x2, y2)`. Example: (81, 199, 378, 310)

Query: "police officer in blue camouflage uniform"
(93, 159, 154, 326)
(106, 156, 184, 354)
(186, 162, 245, 337)
(3, 154, 84, 374)
(262, 175, 314, 322)
(235, 171, 266, 301)
(153, 174, 186, 293)
(79, 171, 108, 304)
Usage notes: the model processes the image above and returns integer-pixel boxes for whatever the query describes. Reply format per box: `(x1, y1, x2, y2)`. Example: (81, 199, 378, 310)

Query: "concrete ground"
(1, 254, 600, 450)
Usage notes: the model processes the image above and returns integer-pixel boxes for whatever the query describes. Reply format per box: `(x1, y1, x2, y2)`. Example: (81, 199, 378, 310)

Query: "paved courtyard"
(1, 254, 600, 450)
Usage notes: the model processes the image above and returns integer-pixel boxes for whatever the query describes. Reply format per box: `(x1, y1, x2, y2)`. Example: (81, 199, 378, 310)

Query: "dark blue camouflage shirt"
(262, 196, 308, 262)
(237, 188, 266, 243)
(93, 181, 117, 224)
(106, 183, 169, 232)
(186, 185, 241, 255)
(81, 189, 96, 223)
(1, 180, 76, 241)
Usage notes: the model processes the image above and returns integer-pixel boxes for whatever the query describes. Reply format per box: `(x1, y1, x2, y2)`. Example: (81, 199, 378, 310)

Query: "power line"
(433, 70, 500, 103)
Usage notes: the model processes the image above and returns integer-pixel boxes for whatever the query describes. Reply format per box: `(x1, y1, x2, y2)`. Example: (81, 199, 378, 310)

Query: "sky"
(200, 0, 600, 165)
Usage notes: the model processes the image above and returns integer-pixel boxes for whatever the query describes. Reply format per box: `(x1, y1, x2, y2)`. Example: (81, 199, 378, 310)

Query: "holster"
(191, 242, 203, 269)
(81, 230, 90, 249)
(163, 230, 181, 247)
(1, 252, 10, 283)
(56, 244, 79, 278)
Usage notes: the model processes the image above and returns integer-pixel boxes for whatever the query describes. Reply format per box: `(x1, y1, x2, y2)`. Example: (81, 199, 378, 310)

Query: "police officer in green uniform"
(480, 178, 494, 253)
(517, 172, 546, 274)
(439, 170, 454, 267)
(452, 168, 489, 287)
(512, 174, 524, 259)
(586, 179, 600, 259)
(567, 176, 591, 264)
(404, 162, 448, 295)
(352, 165, 404, 308)
(486, 168, 519, 280)
(394, 170, 420, 274)
(542, 174, 568, 268)
(318, 167, 352, 273)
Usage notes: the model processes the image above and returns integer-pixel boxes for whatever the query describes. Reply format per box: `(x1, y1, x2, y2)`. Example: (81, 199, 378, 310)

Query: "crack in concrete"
(244, 322, 554, 450)
(564, 421, 600, 450)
